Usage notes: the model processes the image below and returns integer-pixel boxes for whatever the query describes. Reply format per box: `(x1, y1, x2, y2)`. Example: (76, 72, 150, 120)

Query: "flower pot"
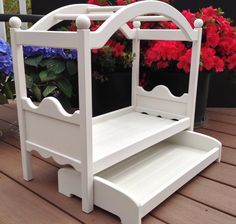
(92, 72, 131, 116)
(143, 71, 210, 127)
(207, 72, 236, 107)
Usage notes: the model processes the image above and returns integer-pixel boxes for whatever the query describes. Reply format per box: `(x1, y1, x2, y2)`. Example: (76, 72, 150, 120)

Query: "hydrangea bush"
(0, 38, 14, 104)
(24, 46, 78, 108)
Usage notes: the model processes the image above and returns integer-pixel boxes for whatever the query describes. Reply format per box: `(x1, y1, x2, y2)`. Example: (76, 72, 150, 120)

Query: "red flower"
(182, 10, 196, 27)
(214, 56, 224, 72)
(161, 21, 178, 29)
(201, 46, 216, 71)
(177, 49, 192, 73)
(157, 61, 169, 69)
(88, 0, 108, 6)
(116, 0, 126, 5)
(205, 23, 220, 48)
(145, 41, 186, 68)
(113, 43, 125, 57)
(227, 54, 236, 70)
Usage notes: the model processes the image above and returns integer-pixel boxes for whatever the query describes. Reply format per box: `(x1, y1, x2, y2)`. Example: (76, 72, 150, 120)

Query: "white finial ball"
(133, 21, 141, 28)
(76, 15, 91, 29)
(194, 19, 203, 28)
(9, 16, 22, 29)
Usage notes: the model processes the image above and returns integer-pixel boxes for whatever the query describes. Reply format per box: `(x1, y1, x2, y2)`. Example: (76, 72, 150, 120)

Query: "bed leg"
(21, 149, 33, 181)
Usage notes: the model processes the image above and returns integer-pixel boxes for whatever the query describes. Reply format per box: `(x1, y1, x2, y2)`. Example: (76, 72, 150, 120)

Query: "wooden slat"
(0, 172, 81, 224)
(178, 176, 236, 216)
(203, 120, 236, 136)
(200, 162, 236, 187)
(152, 194, 236, 224)
(207, 112, 236, 125)
(143, 216, 166, 224)
(2, 103, 17, 110)
(221, 146, 236, 166)
(0, 140, 162, 224)
(0, 120, 20, 148)
(197, 129, 236, 149)
(207, 108, 236, 117)
(0, 104, 18, 124)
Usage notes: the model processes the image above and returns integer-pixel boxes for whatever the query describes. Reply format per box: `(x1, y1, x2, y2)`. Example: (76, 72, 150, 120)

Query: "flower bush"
(144, 6, 236, 74)
(0, 38, 14, 104)
(24, 46, 78, 108)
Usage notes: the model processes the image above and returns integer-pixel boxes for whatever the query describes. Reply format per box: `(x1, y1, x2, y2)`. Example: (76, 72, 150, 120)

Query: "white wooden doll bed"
(10, 1, 221, 223)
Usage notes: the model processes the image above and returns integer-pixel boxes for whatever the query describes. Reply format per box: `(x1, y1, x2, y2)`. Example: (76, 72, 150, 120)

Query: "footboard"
(135, 85, 189, 119)
(22, 97, 82, 170)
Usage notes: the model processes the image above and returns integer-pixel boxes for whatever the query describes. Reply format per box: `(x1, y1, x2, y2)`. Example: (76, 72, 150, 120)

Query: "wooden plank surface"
(197, 128, 236, 149)
(178, 176, 236, 216)
(207, 111, 236, 125)
(221, 146, 236, 166)
(207, 108, 236, 117)
(152, 194, 236, 224)
(200, 162, 236, 187)
(0, 172, 81, 224)
(203, 120, 236, 135)
(0, 104, 236, 224)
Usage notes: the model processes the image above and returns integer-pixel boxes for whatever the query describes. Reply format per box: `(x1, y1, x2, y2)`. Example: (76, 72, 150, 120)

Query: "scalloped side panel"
(136, 86, 188, 116)
(26, 141, 81, 171)
(22, 97, 80, 125)
(136, 86, 188, 103)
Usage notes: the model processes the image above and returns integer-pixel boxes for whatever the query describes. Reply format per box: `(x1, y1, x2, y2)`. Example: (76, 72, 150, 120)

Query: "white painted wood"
(137, 29, 198, 41)
(10, 2, 211, 222)
(24, 111, 81, 160)
(56, 13, 168, 22)
(18, 0, 28, 29)
(76, 18, 94, 213)
(21, 97, 80, 125)
(91, 1, 198, 48)
(0, 0, 6, 40)
(92, 112, 190, 173)
(10, 24, 32, 181)
(131, 21, 140, 106)
(15, 31, 78, 48)
(26, 141, 81, 171)
(93, 106, 134, 124)
(58, 131, 221, 224)
(187, 25, 203, 130)
(136, 86, 189, 116)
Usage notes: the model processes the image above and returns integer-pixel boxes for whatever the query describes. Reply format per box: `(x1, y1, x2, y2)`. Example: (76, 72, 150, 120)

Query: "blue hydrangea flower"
(23, 46, 78, 60)
(0, 38, 13, 75)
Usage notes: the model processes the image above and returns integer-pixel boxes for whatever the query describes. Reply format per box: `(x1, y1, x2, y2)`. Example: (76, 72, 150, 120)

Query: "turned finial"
(133, 21, 141, 29)
(9, 16, 22, 29)
(194, 19, 203, 28)
(76, 15, 91, 30)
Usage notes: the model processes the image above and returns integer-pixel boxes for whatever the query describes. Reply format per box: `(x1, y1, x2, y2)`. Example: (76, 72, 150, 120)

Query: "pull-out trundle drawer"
(58, 131, 221, 224)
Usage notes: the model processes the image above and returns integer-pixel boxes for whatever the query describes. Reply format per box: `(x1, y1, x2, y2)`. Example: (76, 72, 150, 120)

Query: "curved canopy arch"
(92, 1, 197, 48)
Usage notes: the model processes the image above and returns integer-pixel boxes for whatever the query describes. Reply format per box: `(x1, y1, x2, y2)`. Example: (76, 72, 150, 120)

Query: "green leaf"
(56, 79, 72, 98)
(2, 82, 14, 99)
(41, 59, 66, 74)
(32, 85, 42, 102)
(66, 60, 77, 75)
(26, 75, 34, 89)
(39, 71, 48, 82)
(25, 55, 43, 67)
(42, 85, 57, 97)
(0, 93, 8, 104)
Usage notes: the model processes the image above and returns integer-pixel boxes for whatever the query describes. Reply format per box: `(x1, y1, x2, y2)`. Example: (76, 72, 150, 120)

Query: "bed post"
(187, 19, 203, 130)
(76, 15, 94, 213)
(131, 21, 141, 106)
(10, 17, 33, 181)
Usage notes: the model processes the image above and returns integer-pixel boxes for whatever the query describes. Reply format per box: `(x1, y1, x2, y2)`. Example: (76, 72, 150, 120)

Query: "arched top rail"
(92, 1, 198, 48)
